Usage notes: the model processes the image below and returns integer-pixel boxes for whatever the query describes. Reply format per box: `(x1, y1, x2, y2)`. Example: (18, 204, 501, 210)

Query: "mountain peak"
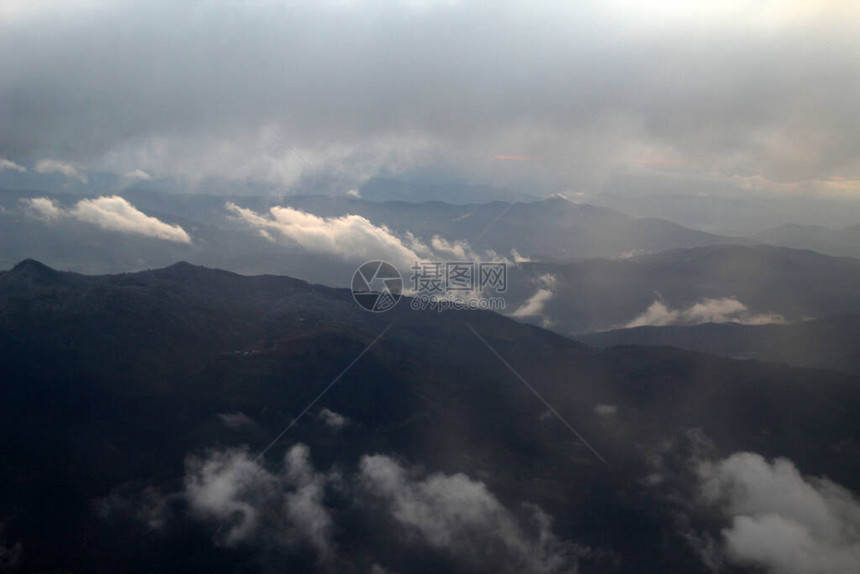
(11, 258, 58, 276)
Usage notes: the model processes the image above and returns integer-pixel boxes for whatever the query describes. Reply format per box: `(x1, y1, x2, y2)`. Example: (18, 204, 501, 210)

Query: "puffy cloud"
(226, 203, 499, 270)
(624, 297, 785, 328)
(318, 408, 350, 430)
(22, 197, 63, 221)
(509, 273, 556, 327)
(35, 159, 87, 183)
(359, 453, 585, 573)
(21, 196, 192, 243)
(0, 158, 25, 172)
(691, 452, 860, 574)
(184, 445, 335, 559)
(227, 202, 425, 269)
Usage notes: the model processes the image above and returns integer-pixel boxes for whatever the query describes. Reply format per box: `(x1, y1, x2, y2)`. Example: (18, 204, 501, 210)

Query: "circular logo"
(351, 260, 403, 312)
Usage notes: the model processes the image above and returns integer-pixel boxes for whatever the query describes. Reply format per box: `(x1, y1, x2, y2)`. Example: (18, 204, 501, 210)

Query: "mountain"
(504, 244, 860, 334)
(2, 261, 859, 573)
(578, 314, 860, 375)
(754, 223, 860, 259)
(1, 189, 743, 279)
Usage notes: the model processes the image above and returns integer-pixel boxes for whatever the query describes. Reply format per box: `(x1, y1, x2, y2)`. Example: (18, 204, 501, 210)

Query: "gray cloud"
(184, 444, 335, 560)
(358, 453, 586, 573)
(35, 159, 87, 183)
(0, 158, 25, 173)
(510, 273, 556, 327)
(2, 1, 858, 195)
(218, 412, 256, 430)
(318, 408, 350, 430)
(697, 452, 860, 574)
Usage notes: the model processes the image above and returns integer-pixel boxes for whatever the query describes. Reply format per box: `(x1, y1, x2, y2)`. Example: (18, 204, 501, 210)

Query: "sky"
(1, 0, 859, 199)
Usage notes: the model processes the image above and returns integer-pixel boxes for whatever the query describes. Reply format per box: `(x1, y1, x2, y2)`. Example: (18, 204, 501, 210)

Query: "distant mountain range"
(578, 314, 860, 375)
(1, 188, 744, 278)
(506, 244, 860, 333)
(754, 223, 860, 259)
(2, 261, 859, 573)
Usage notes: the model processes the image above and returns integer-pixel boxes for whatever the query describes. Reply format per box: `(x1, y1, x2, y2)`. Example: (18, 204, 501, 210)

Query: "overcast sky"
(1, 0, 858, 198)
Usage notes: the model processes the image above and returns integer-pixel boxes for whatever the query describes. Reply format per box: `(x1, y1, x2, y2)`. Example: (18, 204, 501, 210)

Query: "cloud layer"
(2, 1, 859, 195)
(227, 202, 496, 270)
(107, 444, 585, 572)
(624, 297, 785, 328)
(22, 196, 192, 243)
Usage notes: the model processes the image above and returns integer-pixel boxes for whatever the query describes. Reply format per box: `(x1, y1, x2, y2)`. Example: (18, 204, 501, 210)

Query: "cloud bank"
(227, 203, 498, 270)
(2, 0, 858, 195)
(624, 297, 785, 328)
(22, 196, 192, 243)
(697, 452, 860, 574)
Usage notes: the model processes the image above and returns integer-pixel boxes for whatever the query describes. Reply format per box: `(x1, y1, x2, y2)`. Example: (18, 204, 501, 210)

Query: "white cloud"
(624, 297, 786, 328)
(22, 197, 63, 221)
(218, 412, 255, 429)
(21, 196, 192, 243)
(359, 453, 585, 573)
(0, 157, 25, 172)
(227, 202, 426, 269)
(697, 452, 860, 574)
(184, 445, 335, 560)
(124, 168, 152, 181)
(345, 188, 361, 198)
(319, 408, 350, 430)
(510, 274, 556, 327)
(226, 203, 501, 271)
(35, 159, 87, 183)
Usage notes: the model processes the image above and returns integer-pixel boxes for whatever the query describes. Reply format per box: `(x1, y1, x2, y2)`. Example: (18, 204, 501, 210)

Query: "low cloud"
(359, 453, 586, 573)
(0, 158, 26, 172)
(21, 196, 192, 243)
(226, 203, 500, 271)
(184, 445, 335, 560)
(99, 444, 592, 572)
(95, 485, 173, 532)
(318, 408, 350, 430)
(0, 521, 22, 571)
(624, 297, 785, 328)
(23, 196, 63, 221)
(35, 159, 87, 183)
(594, 404, 617, 416)
(124, 168, 152, 181)
(509, 274, 556, 327)
(218, 412, 255, 429)
(697, 452, 860, 574)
